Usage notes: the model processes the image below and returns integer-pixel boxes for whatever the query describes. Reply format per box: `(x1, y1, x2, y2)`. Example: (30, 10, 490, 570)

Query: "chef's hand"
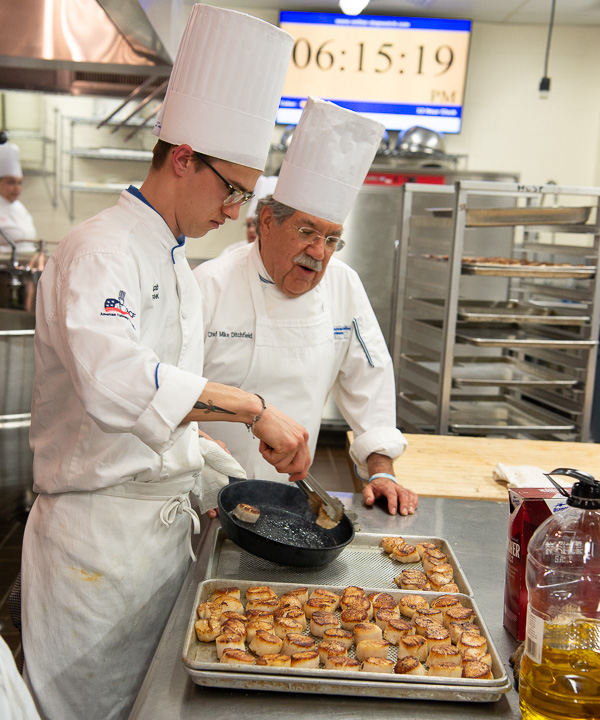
(362, 452, 418, 516)
(197, 428, 230, 453)
(254, 405, 310, 482)
(363, 478, 418, 516)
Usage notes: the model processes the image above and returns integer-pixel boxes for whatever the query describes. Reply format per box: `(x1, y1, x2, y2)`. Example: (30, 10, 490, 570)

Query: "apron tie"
(159, 493, 200, 561)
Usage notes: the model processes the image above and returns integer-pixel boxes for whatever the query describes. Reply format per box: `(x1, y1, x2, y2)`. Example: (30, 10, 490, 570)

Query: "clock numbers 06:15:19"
(291, 39, 455, 76)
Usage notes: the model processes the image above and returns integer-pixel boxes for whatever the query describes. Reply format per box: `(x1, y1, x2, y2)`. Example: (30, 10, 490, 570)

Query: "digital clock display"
(277, 12, 472, 133)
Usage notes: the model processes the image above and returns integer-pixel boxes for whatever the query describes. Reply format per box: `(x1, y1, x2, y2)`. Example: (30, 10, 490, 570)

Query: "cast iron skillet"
(218, 478, 355, 568)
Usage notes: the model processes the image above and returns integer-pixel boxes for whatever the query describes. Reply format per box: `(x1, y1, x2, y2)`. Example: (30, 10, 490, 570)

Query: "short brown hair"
(151, 140, 220, 173)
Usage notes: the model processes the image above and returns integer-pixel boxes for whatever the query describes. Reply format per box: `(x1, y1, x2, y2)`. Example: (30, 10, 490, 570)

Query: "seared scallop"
(220, 649, 256, 665)
(256, 653, 291, 667)
(249, 629, 283, 656)
(462, 660, 493, 680)
(398, 594, 429, 619)
(325, 656, 360, 671)
(353, 622, 383, 644)
(383, 617, 414, 645)
(394, 656, 427, 676)
(245, 620, 274, 644)
(317, 640, 347, 665)
(282, 633, 316, 655)
(215, 633, 245, 660)
(427, 644, 461, 666)
(355, 639, 390, 662)
(361, 657, 395, 674)
(232, 503, 260, 523)
(194, 617, 222, 643)
(396, 634, 427, 662)
(290, 651, 320, 669)
(310, 611, 340, 637)
(322, 627, 354, 650)
(428, 662, 463, 678)
(444, 606, 475, 629)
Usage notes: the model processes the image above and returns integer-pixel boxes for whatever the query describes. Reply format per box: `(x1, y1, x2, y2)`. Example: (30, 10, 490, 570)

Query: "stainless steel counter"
(128, 495, 521, 719)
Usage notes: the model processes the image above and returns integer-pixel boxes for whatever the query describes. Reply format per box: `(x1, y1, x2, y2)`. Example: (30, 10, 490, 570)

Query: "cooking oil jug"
(519, 468, 600, 720)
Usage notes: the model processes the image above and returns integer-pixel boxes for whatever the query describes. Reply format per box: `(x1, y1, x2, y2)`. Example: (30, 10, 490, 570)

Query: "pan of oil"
(217, 478, 355, 568)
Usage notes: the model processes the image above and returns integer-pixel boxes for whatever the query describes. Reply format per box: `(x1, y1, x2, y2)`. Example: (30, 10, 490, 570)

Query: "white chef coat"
(0, 637, 41, 720)
(0, 196, 38, 253)
(194, 241, 406, 481)
(22, 189, 209, 720)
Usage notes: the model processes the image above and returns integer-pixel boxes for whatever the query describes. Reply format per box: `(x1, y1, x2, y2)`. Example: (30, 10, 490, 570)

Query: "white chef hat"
(273, 97, 385, 224)
(153, 4, 293, 171)
(244, 174, 278, 219)
(0, 142, 22, 178)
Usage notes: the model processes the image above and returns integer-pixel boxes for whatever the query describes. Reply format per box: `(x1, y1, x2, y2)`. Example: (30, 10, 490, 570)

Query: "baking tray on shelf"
(426, 206, 593, 226)
(205, 530, 473, 597)
(182, 578, 511, 702)
(461, 262, 595, 278)
(400, 354, 578, 388)
(398, 393, 575, 434)
(455, 324, 596, 349)
(417, 299, 588, 325)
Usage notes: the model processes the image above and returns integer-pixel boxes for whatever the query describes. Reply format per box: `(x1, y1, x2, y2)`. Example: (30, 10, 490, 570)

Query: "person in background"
(20, 7, 306, 720)
(195, 97, 417, 516)
(220, 174, 277, 255)
(0, 136, 38, 254)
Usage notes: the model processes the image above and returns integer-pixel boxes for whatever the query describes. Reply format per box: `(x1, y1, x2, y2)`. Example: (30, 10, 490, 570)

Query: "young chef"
(195, 97, 417, 516)
(0, 138, 38, 253)
(20, 6, 307, 720)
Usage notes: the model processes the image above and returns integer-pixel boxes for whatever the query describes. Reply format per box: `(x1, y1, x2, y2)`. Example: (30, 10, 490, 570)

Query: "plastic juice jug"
(519, 467, 600, 720)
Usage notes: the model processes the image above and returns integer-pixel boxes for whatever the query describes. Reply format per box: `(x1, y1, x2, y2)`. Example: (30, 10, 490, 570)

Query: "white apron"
(202, 250, 335, 480)
(21, 473, 199, 720)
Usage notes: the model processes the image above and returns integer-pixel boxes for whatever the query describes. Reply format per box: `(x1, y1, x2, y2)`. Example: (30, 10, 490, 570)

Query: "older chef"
(195, 97, 416, 516)
(0, 138, 38, 254)
(21, 7, 305, 720)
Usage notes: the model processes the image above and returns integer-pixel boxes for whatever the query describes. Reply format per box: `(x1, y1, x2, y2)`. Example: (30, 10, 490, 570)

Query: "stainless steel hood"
(0, 0, 175, 95)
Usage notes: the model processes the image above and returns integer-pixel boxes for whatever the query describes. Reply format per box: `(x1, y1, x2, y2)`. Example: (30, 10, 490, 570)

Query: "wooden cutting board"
(346, 432, 600, 502)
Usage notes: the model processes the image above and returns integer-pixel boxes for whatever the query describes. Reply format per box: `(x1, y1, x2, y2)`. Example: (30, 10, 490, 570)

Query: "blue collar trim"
(259, 273, 274, 285)
(126, 185, 186, 262)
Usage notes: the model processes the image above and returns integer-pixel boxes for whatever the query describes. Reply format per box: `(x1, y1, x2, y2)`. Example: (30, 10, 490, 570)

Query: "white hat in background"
(244, 174, 278, 219)
(153, 4, 293, 171)
(0, 142, 22, 178)
(273, 97, 385, 224)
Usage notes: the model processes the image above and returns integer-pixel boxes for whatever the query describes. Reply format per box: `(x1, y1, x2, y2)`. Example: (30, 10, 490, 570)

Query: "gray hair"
(255, 195, 295, 240)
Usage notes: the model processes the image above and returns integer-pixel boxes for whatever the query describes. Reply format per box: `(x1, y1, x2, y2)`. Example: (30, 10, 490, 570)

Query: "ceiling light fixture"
(539, 0, 556, 98)
(339, 0, 371, 16)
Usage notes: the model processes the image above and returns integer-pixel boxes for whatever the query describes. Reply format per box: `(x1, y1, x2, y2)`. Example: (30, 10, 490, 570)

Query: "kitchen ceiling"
(201, 0, 600, 25)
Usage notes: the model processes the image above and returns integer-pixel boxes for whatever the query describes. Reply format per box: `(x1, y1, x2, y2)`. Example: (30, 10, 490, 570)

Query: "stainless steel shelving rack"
(59, 116, 153, 220)
(392, 180, 600, 440)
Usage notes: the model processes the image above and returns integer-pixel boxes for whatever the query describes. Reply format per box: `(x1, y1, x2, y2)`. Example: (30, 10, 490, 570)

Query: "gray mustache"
(293, 253, 323, 272)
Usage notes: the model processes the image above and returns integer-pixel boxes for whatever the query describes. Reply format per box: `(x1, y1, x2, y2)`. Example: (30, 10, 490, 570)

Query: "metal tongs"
(297, 472, 345, 529)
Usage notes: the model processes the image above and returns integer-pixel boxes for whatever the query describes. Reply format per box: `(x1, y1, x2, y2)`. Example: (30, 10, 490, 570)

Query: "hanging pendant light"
(339, 0, 370, 16)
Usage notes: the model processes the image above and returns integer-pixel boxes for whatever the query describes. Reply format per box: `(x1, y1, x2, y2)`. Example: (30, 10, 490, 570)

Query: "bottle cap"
(545, 467, 600, 509)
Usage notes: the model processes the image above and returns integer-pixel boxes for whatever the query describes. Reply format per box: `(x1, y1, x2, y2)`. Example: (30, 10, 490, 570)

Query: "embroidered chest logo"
(102, 290, 136, 324)
(152, 284, 159, 300)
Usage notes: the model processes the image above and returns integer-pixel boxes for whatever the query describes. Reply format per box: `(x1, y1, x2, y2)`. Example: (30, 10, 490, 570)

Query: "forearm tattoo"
(193, 399, 235, 416)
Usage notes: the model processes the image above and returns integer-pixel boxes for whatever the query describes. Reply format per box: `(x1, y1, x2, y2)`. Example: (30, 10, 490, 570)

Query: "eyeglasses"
(194, 153, 255, 207)
(292, 225, 346, 252)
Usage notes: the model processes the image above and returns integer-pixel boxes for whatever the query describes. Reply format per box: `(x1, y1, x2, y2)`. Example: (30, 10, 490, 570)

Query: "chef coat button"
(181, 311, 187, 320)
(160, 473, 169, 480)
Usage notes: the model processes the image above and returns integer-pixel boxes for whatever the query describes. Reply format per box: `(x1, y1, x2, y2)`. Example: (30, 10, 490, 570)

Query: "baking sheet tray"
(461, 263, 595, 278)
(182, 578, 511, 703)
(398, 393, 575, 433)
(456, 300, 588, 325)
(455, 325, 596, 349)
(401, 354, 578, 387)
(205, 530, 473, 597)
(427, 206, 593, 226)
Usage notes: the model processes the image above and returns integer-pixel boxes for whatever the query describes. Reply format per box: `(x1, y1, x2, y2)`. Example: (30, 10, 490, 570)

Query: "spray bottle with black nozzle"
(519, 468, 600, 720)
